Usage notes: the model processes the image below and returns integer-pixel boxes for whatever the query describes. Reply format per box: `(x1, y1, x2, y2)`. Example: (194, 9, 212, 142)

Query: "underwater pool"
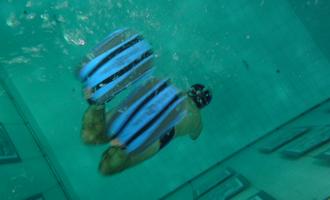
(1, 0, 330, 199)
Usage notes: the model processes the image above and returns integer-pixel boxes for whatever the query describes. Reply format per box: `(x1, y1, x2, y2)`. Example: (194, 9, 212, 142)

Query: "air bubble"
(6, 13, 20, 27)
(172, 53, 179, 61)
(40, 13, 50, 21)
(26, 13, 36, 20)
(0, 56, 30, 64)
(63, 30, 86, 46)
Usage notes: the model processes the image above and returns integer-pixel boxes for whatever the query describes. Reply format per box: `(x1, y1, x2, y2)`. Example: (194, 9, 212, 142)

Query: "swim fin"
(108, 78, 187, 154)
(80, 29, 154, 105)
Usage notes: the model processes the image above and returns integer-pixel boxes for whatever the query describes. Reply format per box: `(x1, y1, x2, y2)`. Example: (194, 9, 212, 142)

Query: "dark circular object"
(187, 84, 212, 109)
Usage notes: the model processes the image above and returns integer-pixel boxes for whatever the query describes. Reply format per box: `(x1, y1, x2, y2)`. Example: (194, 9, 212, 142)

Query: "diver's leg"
(125, 141, 161, 168)
(98, 146, 129, 175)
(81, 104, 111, 144)
(120, 129, 175, 171)
(98, 141, 161, 175)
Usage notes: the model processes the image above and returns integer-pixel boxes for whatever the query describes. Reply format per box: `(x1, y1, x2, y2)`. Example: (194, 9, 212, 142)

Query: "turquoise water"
(1, 1, 330, 199)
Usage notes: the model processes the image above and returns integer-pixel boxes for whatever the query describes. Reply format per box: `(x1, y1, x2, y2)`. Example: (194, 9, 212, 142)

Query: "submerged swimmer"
(79, 28, 212, 175)
(81, 78, 212, 175)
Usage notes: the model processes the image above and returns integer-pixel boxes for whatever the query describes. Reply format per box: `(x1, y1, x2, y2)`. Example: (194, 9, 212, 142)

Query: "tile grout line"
(160, 97, 330, 199)
(0, 67, 75, 200)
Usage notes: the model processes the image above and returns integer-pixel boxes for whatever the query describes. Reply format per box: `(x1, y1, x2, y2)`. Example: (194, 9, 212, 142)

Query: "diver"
(82, 78, 212, 175)
(79, 28, 212, 175)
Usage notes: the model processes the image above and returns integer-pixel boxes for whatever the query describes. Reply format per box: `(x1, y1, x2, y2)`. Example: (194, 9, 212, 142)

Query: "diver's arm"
(189, 113, 203, 140)
(189, 125, 202, 140)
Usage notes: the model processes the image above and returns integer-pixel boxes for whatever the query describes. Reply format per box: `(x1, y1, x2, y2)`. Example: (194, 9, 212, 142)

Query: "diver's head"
(187, 84, 212, 109)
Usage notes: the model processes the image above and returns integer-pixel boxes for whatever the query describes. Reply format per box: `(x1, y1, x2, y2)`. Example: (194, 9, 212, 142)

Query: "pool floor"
(1, 0, 330, 199)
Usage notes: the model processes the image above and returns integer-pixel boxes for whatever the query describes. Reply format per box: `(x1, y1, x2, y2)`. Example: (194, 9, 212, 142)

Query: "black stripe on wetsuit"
(159, 128, 175, 150)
